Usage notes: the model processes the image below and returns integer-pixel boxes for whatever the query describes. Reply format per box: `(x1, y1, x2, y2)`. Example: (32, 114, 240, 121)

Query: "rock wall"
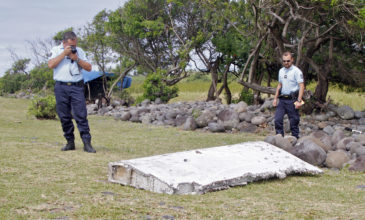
(88, 98, 365, 171)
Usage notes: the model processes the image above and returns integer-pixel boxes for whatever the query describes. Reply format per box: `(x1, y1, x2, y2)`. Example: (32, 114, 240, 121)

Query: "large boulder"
(273, 134, 293, 152)
(239, 112, 255, 123)
(331, 129, 346, 146)
(237, 122, 257, 133)
(354, 134, 365, 145)
(217, 109, 240, 130)
(196, 110, 216, 128)
(207, 122, 225, 132)
(182, 117, 197, 131)
(349, 142, 363, 154)
(120, 112, 132, 121)
(308, 131, 333, 152)
(289, 139, 327, 166)
(233, 101, 248, 113)
(336, 137, 355, 151)
(325, 151, 350, 169)
(251, 116, 266, 125)
(336, 105, 355, 120)
(353, 146, 365, 157)
(349, 155, 365, 172)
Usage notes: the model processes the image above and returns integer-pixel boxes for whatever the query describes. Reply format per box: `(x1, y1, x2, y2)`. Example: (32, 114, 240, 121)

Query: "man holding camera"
(273, 51, 304, 139)
(48, 31, 96, 153)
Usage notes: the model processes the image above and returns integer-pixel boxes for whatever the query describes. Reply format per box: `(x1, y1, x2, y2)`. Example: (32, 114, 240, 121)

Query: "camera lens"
(70, 46, 77, 54)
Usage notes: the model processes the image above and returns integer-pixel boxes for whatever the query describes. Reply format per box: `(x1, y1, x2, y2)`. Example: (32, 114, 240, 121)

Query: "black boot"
(61, 139, 75, 151)
(83, 139, 96, 153)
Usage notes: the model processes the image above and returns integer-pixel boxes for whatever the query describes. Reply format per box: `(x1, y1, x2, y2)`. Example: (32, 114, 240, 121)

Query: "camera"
(70, 46, 77, 54)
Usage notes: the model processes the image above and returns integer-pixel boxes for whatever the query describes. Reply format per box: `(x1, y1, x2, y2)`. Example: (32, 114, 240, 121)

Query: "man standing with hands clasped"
(273, 52, 305, 139)
(48, 31, 96, 153)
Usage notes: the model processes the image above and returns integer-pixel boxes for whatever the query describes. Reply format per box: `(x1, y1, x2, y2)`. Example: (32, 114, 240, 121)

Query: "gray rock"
(182, 117, 197, 131)
(217, 109, 240, 130)
(237, 122, 257, 133)
(331, 129, 345, 146)
(313, 114, 329, 121)
(326, 111, 336, 117)
(87, 104, 98, 115)
(155, 98, 162, 105)
(233, 101, 248, 113)
(251, 116, 266, 125)
(349, 155, 365, 172)
(175, 115, 188, 126)
(264, 135, 276, 145)
(348, 142, 363, 154)
(111, 100, 121, 108)
(120, 112, 131, 121)
(336, 105, 355, 120)
(325, 150, 350, 169)
(289, 139, 327, 166)
(323, 126, 335, 135)
(141, 99, 150, 107)
(113, 113, 121, 121)
(336, 137, 355, 151)
(309, 131, 333, 152)
(130, 115, 141, 123)
(259, 99, 273, 111)
(163, 119, 176, 126)
(196, 110, 216, 128)
(207, 122, 225, 132)
(166, 110, 178, 120)
(354, 111, 364, 119)
(284, 136, 298, 146)
(353, 146, 365, 157)
(239, 112, 255, 123)
(141, 114, 152, 124)
(354, 134, 365, 145)
(359, 118, 365, 125)
(273, 134, 293, 152)
(317, 122, 328, 129)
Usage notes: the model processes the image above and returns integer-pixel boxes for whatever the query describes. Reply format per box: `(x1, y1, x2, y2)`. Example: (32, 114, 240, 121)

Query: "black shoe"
(61, 140, 75, 151)
(83, 139, 96, 153)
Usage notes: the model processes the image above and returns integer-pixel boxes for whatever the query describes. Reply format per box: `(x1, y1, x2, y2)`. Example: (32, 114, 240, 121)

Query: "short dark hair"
(63, 31, 77, 41)
(282, 51, 293, 58)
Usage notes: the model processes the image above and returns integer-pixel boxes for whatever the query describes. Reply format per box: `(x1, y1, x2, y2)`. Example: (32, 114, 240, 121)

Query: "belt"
(56, 81, 84, 87)
(279, 95, 292, 100)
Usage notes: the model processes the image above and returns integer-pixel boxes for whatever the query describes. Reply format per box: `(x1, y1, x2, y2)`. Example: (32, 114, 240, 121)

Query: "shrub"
(28, 95, 57, 119)
(138, 71, 178, 103)
(233, 88, 254, 105)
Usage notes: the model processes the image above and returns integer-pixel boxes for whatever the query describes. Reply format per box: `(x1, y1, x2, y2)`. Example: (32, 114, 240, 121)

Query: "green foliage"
(52, 28, 73, 44)
(27, 64, 54, 92)
(233, 89, 254, 105)
(139, 71, 178, 103)
(0, 63, 54, 95)
(0, 72, 28, 94)
(28, 95, 57, 119)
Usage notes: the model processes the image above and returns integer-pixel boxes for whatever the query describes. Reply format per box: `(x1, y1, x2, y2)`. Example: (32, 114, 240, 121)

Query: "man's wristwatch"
(76, 58, 81, 64)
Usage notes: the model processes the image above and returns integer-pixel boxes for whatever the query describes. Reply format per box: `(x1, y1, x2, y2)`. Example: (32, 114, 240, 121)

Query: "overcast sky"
(0, 0, 127, 76)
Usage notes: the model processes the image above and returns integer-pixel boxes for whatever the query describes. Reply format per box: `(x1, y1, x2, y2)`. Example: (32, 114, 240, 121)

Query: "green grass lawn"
(1, 97, 365, 219)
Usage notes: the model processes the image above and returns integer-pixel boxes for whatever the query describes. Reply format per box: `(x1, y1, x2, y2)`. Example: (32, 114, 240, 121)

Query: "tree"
(220, 0, 365, 105)
(107, 0, 194, 85)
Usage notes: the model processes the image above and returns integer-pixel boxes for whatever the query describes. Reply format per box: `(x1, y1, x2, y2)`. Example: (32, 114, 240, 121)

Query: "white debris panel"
(108, 141, 323, 195)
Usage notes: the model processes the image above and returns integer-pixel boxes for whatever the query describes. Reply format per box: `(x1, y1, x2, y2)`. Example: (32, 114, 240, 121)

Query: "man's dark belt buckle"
(66, 82, 72, 86)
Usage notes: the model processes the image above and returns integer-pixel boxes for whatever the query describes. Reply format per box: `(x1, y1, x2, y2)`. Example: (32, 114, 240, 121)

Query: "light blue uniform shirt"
(278, 65, 303, 95)
(49, 43, 90, 82)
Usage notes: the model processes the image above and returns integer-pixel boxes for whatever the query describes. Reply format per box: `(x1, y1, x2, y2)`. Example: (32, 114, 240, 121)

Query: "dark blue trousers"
(54, 82, 91, 141)
(275, 98, 300, 138)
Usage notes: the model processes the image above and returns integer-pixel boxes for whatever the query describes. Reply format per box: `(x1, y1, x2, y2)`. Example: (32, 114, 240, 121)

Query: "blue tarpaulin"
(82, 70, 132, 89)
